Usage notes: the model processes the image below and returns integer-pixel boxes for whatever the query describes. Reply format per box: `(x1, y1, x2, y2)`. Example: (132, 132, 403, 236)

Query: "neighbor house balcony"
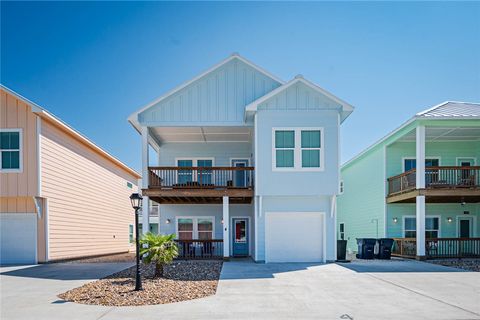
(142, 166, 254, 204)
(387, 166, 480, 203)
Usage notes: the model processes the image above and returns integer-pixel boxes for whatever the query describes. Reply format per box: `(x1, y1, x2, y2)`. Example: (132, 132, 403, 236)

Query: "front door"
(458, 218, 472, 238)
(232, 218, 249, 256)
(231, 159, 249, 187)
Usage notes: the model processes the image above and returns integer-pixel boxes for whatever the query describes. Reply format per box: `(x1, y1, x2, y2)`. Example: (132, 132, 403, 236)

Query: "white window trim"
(339, 222, 345, 240)
(401, 156, 441, 172)
(272, 127, 324, 172)
(129, 224, 134, 244)
(0, 128, 23, 173)
(402, 215, 441, 238)
(175, 216, 216, 240)
(455, 157, 476, 166)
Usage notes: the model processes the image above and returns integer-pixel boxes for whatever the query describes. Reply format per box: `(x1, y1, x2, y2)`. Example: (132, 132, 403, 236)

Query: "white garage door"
(0, 213, 37, 264)
(265, 212, 324, 263)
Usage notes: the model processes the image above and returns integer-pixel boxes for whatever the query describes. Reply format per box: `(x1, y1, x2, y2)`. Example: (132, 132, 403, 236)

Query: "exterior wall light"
(393, 217, 398, 223)
(166, 219, 171, 224)
(447, 217, 453, 223)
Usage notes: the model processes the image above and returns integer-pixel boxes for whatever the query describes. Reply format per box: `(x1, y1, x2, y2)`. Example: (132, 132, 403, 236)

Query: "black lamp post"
(130, 193, 143, 291)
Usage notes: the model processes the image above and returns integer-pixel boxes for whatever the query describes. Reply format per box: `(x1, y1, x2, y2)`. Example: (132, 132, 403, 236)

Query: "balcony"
(387, 166, 480, 203)
(143, 166, 254, 204)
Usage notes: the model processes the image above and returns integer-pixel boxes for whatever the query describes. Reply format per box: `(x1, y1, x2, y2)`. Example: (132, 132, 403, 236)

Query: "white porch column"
(223, 196, 230, 258)
(415, 125, 426, 258)
(141, 126, 150, 234)
(416, 195, 426, 257)
(416, 125, 426, 189)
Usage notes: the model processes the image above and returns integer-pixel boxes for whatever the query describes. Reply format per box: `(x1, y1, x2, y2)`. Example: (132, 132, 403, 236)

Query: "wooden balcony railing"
(174, 239, 223, 259)
(148, 166, 254, 189)
(392, 238, 480, 259)
(388, 166, 480, 195)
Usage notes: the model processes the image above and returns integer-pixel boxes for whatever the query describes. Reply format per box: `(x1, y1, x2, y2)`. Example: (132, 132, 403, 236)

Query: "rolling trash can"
(356, 238, 376, 259)
(375, 238, 394, 259)
(337, 240, 348, 261)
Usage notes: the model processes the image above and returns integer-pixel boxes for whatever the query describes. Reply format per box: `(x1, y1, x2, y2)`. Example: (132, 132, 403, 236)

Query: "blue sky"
(2, 1, 479, 172)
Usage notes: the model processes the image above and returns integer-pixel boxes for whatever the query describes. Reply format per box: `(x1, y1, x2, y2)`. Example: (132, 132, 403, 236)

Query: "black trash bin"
(376, 238, 394, 259)
(337, 240, 347, 261)
(356, 238, 376, 259)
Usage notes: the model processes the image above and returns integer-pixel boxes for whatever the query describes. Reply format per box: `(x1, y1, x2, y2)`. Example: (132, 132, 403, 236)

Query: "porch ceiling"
(397, 126, 480, 142)
(149, 126, 252, 144)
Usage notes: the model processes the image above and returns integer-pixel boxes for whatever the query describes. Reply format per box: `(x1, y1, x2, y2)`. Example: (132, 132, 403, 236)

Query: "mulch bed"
(427, 258, 480, 272)
(58, 260, 223, 306)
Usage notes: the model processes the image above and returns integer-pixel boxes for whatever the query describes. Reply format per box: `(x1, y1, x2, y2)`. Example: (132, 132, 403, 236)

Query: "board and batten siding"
(337, 146, 386, 252)
(40, 118, 138, 260)
(0, 89, 38, 212)
(138, 58, 281, 126)
(257, 81, 343, 111)
(158, 142, 252, 166)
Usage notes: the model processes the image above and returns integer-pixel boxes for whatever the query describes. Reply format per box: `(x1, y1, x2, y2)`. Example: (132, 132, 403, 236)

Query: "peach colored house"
(0, 85, 141, 264)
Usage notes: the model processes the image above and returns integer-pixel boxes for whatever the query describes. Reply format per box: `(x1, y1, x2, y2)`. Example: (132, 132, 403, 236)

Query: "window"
(339, 223, 345, 240)
(404, 217, 439, 238)
(301, 130, 321, 168)
(0, 129, 21, 171)
(403, 158, 439, 172)
(177, 217, 214, 240)
(176, 158, 213, 185)
(275, 130, 295, 168)
(127, 182, 133, 189)
(178, 218, 194, 240)
(273, 128, 323, 171)
(339, 180, 344, 195)
(129, 225, 134, 243)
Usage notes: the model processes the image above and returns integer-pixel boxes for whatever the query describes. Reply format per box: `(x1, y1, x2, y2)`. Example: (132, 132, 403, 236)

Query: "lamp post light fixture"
(130, 193, 143, 291)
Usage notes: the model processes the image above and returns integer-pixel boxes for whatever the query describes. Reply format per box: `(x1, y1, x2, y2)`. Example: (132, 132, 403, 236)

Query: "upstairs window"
(0, 129, 21, 171)
(403, 158, 439, 172)
(273, 128, 323, 171)
(274, 130, 295, 168)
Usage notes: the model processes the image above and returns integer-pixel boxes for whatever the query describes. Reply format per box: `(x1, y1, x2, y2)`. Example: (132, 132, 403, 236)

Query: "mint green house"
(337, 102, 480, 259)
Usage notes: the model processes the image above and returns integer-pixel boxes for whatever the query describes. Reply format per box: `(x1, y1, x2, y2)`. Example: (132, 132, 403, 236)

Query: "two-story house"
(0, 85, 140, 264)
(128, 54, 354, 263)
(337, 102, 480, 259)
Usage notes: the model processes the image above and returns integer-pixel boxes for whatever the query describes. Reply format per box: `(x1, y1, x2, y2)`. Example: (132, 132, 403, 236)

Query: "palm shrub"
(139, 233, 179, 278)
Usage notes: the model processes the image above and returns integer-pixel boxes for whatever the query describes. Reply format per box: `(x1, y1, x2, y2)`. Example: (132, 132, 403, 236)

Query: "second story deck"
(387, 166, 480, 203)
(143, 166, 254, 204)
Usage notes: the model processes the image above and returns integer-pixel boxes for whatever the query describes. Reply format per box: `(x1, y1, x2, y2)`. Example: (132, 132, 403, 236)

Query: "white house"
(128, 53, 354, 262)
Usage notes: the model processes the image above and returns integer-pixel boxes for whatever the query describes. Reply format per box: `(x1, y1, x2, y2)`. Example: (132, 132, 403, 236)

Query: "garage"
(265, 211, 324, 263)
(0, 213, 37, 264)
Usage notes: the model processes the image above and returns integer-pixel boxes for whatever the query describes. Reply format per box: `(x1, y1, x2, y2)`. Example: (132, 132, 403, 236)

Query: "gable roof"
(0, 84, 140, 178)
(128, 53, 285, 131)
(342, 101, 480, 170)
(245, 75, 354, 123)
(416, 101, 480, 118)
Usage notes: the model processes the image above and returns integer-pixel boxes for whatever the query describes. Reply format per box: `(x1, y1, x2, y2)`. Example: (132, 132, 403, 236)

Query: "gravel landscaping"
(427, 258, 480, 272)
(58, 260, 223, 306)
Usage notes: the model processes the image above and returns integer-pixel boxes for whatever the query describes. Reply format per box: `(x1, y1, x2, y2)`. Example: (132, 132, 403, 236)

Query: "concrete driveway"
(1, 259, 479, 320)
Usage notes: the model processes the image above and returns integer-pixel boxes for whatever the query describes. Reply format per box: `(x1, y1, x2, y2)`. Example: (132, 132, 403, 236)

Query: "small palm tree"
(139, 233, 179, 278)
